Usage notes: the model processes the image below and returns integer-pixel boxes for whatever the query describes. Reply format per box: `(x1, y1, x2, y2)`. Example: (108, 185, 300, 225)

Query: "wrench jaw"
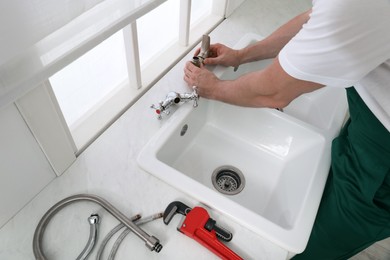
(163, 201, 191, 225)
(163, 201, 232, 242)
(176, 215, 187, 233)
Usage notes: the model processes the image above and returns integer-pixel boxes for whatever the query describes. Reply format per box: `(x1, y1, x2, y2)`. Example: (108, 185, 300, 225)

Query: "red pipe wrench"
(163, 201, 243, 260)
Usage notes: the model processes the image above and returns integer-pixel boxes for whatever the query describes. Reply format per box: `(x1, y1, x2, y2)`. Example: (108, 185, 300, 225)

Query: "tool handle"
(180, 207, 243, 260)
(193, 228, 243, 260)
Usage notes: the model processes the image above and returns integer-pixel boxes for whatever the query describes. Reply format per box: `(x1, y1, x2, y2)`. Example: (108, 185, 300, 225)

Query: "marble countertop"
(0, 0, 312, 259)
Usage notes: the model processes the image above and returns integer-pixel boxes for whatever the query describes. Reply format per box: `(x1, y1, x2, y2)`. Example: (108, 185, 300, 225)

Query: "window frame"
(19, 0, 230, 174)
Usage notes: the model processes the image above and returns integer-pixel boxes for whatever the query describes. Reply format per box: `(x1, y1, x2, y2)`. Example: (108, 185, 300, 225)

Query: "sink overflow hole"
(180, 124, 188, 136)
(212, 166, 245, 195)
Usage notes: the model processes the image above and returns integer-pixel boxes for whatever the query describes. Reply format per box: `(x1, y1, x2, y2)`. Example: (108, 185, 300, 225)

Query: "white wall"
(0, 104, 56, 228)
(226, 0, 245, 17)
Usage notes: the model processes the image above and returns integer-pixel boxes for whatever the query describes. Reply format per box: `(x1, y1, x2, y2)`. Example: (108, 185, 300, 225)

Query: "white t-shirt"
(279, 0, 390, 132)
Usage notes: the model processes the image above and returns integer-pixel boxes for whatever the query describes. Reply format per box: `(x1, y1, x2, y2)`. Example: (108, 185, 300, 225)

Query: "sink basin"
(138, 34, 348, 253)
(154, 102, 326, 228)
(139, 101, 329, 253)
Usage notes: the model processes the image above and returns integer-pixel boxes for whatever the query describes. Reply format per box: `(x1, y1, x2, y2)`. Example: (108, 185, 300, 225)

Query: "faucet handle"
(150, 102, 170, 120)
(192, 87, 199, 107)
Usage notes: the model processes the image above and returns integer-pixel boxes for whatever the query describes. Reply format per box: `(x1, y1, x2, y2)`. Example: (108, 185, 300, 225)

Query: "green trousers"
(293, 87, 390, 260)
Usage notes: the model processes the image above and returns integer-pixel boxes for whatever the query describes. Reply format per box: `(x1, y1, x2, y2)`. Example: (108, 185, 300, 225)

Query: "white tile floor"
(350, 238, 390, 260)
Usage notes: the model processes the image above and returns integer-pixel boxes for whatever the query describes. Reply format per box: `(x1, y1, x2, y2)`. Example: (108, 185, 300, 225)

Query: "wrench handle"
(192, 228, 242, 260)
(179, 207, 243, 260)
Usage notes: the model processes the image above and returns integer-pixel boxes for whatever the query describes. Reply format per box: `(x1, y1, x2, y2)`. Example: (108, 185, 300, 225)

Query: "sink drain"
(211, 166, 245, 195)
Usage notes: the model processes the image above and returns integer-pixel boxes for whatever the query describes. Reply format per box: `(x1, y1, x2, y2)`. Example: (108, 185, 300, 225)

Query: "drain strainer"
(211, 165, 245, 195)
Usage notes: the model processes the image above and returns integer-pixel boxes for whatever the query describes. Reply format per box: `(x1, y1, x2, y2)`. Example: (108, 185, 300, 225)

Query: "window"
(15, 0, 230, 176)
(50, 30, 128, 130)
(191, 1, 213, 27)
(137, 0, 180, 67)
(48, 0, 226, 152)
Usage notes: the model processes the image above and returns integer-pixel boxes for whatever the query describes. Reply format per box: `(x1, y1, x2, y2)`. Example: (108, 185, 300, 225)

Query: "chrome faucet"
(150, 35, 209, 120)
(151, 87, 199, 120)
(191, 35, 210, 67)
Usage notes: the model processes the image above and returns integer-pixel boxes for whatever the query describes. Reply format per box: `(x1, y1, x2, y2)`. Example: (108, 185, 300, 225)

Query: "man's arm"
(202, 10, 312, 67)
(237, 9, 312, 63)
(185, 57, 323, 108)
(209, 58, 323, 108)
(184, 9, 323, 108)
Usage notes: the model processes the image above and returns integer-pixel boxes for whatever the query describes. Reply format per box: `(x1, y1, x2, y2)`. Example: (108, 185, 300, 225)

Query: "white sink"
(138, 34, 348, 253)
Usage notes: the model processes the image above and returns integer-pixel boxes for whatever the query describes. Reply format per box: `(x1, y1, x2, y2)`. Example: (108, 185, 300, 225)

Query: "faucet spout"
(199, 34, 210, 60)
(191, 35, 210, 67)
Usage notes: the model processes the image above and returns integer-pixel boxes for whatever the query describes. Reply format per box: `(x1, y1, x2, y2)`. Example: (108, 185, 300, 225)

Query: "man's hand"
(183, 61, 220, 99)
(194, 43, 241, 67)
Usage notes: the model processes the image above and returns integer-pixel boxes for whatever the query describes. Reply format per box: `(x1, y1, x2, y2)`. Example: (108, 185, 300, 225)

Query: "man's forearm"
(238, 9, 311, 64)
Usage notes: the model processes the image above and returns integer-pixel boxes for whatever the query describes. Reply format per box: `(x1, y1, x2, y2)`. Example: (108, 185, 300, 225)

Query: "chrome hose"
(32, 194, 162, 260)
(76, 214, 99, 260)
(108, 213, 163, 260)
(95, 214, 141, 260)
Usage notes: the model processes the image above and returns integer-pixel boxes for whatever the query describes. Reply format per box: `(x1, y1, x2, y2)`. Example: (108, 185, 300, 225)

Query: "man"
(184, 0, 390, 259)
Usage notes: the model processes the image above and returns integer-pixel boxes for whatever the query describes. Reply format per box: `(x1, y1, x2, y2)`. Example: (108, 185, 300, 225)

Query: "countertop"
(0, 0, 312, 259)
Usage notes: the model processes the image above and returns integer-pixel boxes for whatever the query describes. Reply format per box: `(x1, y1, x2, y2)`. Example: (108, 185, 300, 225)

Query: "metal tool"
(33, 194, 162, 260)
(191, 35, 211, 67)
(163, 201, 242, 260)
